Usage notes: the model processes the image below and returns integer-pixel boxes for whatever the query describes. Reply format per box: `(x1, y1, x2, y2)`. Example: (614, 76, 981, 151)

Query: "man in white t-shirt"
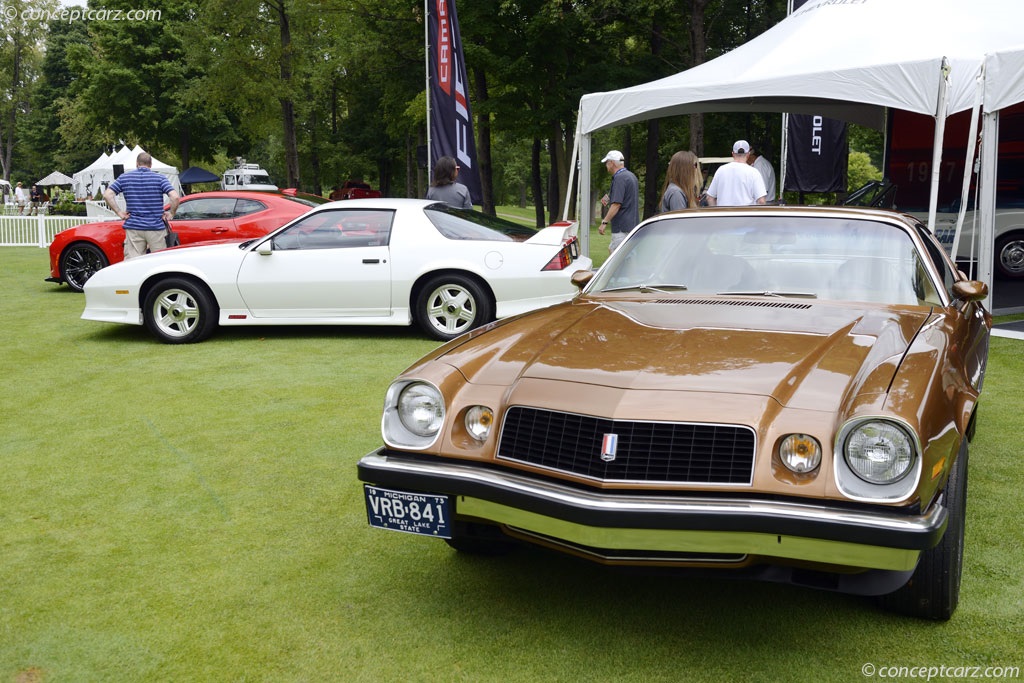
(706, 140, 767, 207)
(747, 146, 777, 202)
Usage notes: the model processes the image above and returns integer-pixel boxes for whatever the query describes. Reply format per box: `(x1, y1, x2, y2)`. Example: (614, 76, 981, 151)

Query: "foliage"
(2, 0, 895, 217)
(847, 150, 883, 192)
(0, 0, 59, 180)
(48, 187, 85, 215)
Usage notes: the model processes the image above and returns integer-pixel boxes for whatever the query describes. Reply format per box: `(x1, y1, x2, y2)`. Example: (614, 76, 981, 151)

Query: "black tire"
(995, 232, 1024, 279)
(444, 520, 516, 555)
(878, 441, 968, 620)
(61, 242, 108, 292)
(142, 277, 219, 344)
(413, 274, 494, 341)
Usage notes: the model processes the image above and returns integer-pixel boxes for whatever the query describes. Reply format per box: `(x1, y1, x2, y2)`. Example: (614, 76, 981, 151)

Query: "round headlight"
(465, 406, 494, 442)
(779, 434, 821, 473)
(845, 421, 914, 483)
(397, 382, 445, 437)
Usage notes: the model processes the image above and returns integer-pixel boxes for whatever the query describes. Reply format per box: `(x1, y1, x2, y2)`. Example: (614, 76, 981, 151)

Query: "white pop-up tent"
(72, 145, 182, 199)
(571, 0, 1024, 308)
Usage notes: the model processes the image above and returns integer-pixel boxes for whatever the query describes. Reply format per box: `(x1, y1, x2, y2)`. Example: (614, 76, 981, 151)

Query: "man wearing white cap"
(706, 140, 767, 207)
(598, 150, 639, 253)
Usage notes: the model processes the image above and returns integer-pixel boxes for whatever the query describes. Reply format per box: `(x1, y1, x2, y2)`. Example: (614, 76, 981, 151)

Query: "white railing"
(0, 214, 105, 247)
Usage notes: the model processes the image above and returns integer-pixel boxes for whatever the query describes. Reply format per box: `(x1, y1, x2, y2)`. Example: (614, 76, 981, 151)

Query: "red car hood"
(429, 298, 931, 411)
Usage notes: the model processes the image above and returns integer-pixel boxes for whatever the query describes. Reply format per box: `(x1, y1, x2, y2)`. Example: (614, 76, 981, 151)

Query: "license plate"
(363, 485, 452, 538)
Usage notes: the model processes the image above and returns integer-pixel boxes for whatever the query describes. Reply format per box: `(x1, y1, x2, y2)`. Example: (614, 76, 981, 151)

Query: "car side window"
(234, 199, 266, 217)
(915, 225, 956, 299)
(175, 198, 237, 220)
(272, 209, 395, 250)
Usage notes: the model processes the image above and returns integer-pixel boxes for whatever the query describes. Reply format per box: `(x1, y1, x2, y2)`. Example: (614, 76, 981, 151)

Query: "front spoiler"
(357, 449, 947, 573)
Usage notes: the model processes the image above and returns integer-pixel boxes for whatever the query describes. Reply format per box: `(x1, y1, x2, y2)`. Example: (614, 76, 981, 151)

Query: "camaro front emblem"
(600, 433, 619, 462)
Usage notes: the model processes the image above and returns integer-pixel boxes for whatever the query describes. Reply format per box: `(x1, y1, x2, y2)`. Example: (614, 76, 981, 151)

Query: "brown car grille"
(497, 406, 756, 485)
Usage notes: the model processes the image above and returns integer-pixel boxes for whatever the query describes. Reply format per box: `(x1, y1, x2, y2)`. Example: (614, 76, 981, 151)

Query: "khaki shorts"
(124, 229, 168, 260)
(609, 231, 627, 253)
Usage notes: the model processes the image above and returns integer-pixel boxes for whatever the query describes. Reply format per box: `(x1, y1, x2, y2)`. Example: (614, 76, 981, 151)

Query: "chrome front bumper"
(357, 449, 947, 572)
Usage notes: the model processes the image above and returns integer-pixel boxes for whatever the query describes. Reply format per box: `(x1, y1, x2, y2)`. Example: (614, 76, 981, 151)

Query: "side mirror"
(570, 270, 594, 291)
(257, 240, 273, 256)
(952, 280, 988, 302)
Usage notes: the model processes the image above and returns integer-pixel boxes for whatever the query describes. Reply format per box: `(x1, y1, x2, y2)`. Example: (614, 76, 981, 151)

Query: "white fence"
(0, 214, 104, 247)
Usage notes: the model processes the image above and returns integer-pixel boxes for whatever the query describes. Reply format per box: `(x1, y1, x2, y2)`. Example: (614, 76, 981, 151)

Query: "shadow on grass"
(79, 322, 438, 345)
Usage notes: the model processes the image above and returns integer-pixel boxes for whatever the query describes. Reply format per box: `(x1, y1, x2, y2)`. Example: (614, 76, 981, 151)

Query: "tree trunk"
(473, 67, 495, 215)
(645, 119, 660, 219)
(531, 138, 545, 228)
(272, 0, 300, 188)
(550, 121, 569, 222)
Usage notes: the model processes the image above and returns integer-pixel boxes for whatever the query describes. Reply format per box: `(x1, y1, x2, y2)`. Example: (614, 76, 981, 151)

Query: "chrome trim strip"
(359, 452, 943, 538)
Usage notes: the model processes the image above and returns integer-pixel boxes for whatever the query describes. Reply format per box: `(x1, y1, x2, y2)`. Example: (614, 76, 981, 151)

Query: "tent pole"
(950, 66, 985, 271)
(564, 127, 580, 223)
(579, 133, 592, 258)
(978, 110, 998, 311)
(926, 58, 951, 233)
(780, 113, 789, 202)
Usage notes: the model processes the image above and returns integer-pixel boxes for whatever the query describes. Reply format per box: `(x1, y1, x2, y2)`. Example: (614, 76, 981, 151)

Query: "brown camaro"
(358, 206, 991, 620)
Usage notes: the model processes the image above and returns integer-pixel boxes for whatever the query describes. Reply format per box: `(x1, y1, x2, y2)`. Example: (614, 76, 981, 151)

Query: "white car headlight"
(382, 380, 445, 449)
(844, 421, 914, 484)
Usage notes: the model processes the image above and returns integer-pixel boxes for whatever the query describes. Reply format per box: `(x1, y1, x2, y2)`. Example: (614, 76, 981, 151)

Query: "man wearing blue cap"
(706, 140, 767, 206)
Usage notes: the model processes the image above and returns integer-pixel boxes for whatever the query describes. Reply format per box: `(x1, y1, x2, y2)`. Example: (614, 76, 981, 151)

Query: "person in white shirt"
(705, 140, 767, 207)
(14, 182, 29, 215)
(747, 146, 777, 202)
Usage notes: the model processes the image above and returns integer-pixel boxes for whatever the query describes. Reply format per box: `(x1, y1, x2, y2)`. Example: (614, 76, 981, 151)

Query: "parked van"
(221, 163, 278, 191)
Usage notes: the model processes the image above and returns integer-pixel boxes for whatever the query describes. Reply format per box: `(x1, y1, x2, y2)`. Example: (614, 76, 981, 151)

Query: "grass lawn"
(2, 244, 1022, 682)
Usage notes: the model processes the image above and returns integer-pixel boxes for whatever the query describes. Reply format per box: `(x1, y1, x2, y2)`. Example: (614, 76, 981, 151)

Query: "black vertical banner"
(427, 0, 482, 203)
(785, 114, 849, 192)
(785, 0, 848, 194)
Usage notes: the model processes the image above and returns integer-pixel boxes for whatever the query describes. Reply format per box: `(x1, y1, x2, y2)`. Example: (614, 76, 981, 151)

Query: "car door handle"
(362, 259, 380, 264)
(211, 227, 229, 234)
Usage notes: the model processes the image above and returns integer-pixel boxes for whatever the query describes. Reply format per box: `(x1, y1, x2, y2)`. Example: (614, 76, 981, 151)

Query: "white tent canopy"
(578, 0, 1022, 135)
(572, 0, 1024, 311)
(73, 145, 181, 199)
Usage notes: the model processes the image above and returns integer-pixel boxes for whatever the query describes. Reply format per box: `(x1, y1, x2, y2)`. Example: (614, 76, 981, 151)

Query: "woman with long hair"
(426, 156, 473, 209)
(658, 150, 703, 212)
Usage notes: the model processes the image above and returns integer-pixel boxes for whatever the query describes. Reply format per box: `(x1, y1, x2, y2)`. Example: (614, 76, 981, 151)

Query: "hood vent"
(649, 298, 812, 310)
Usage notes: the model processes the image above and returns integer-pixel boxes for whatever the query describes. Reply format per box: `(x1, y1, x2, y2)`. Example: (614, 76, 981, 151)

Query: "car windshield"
(588, 214, 943, 306)
(424, 204, 538, 242)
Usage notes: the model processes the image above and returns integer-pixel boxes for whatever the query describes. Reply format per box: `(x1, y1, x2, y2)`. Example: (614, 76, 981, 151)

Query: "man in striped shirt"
(103, 152, 181, 260)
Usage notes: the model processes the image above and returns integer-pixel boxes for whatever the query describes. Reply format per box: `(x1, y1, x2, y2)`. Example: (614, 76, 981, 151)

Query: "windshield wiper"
(717, 290, 818, 299)
(603, 283, 688, 294)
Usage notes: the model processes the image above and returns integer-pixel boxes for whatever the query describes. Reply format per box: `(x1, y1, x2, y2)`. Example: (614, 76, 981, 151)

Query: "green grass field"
(2, 243, 1022, 682)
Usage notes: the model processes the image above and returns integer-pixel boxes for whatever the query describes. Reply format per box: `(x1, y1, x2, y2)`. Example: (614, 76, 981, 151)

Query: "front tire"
(142, 277, 219, 344)
(413, 274, 494, 341)
(878, 441, 968, 620)
(995, 232, 1024, 279)
(61, 242, 108, 292)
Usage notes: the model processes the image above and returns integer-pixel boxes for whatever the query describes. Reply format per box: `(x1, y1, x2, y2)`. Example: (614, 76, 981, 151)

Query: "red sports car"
(47, 190, 328, 291)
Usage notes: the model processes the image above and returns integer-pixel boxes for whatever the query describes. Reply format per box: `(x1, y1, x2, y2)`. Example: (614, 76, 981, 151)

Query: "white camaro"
(82, 199, 592, 343)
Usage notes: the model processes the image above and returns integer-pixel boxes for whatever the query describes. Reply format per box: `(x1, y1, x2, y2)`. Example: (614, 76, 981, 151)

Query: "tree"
(63, 0, 236, 169)
(0, 0, 57, 179)
(22, 18, 95, 176)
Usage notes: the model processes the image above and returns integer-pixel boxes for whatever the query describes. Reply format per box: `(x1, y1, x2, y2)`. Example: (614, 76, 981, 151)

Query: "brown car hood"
(435, 298, 932, 411)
